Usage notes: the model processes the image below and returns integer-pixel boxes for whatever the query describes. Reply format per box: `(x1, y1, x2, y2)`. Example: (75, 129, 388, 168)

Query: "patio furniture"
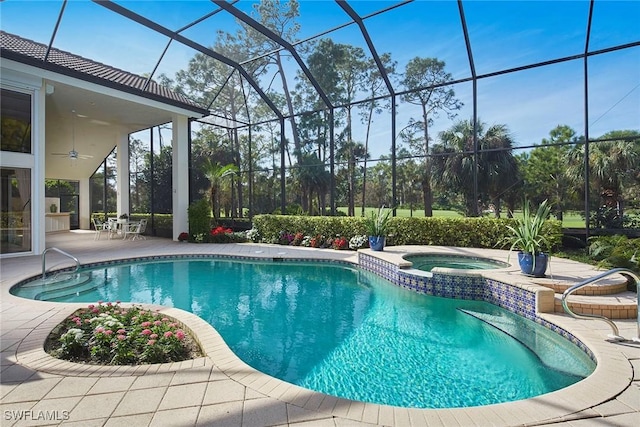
(107, 218, 119, 239)
(92, 218, 110, 240)
(123, 220, 145, 240)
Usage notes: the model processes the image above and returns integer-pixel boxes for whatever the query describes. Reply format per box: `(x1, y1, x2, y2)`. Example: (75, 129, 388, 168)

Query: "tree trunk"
(210, 187, 218, 221)
(422, 106, 433, 216)
(276, 52, 302, 164)
(233, 129, 243, 218)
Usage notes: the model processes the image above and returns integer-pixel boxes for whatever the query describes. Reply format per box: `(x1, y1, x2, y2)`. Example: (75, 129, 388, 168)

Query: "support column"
(116, 132, 130, 217)
(172, 114, 189, 241)
(33, 82, 46, 254)
(79, 178, 90, 229)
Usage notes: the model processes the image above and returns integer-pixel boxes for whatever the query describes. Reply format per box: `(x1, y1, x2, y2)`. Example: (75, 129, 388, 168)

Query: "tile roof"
(0, 31, 208, 116)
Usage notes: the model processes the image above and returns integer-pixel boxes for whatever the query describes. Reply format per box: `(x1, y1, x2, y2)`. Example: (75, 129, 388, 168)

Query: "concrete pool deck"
(1, 231, 638, 426)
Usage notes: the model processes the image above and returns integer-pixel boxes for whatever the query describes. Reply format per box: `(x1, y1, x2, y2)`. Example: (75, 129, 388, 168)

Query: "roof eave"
(0, 49, 209, 118)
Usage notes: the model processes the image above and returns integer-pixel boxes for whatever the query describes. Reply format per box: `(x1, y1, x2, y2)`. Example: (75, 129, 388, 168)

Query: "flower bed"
(45, 302, 202, 365)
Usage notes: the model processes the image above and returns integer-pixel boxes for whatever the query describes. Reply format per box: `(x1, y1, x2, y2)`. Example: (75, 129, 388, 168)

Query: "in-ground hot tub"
(404, 253, 510, 272)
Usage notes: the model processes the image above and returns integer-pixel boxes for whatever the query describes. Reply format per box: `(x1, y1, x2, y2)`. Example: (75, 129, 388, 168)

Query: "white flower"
(246, 228, 261, 242)
(62, 328, 84, 341)
(349, 235, 368, 250)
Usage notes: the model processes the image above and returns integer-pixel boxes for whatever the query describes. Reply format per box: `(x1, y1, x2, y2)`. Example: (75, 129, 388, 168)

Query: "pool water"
(11, 258, 594, 408)
(405, 254, 510, 272)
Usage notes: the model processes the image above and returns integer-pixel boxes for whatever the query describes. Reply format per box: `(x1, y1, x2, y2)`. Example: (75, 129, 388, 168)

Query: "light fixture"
(51, 110, 94, 160)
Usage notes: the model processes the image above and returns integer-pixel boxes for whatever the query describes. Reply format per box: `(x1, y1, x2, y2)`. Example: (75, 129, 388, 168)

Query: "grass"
(339, 207, 589, 227)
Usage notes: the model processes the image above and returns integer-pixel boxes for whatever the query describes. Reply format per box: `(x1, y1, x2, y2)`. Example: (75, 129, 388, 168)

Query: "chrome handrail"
(561, 268, 639, 341)
(42, 247, 80, 279)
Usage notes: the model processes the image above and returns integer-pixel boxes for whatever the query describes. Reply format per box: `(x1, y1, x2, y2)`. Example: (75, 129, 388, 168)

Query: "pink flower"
(95, 327, 105, 334)
(141, 329, 152, 336)
(88, 304, 95, 309)
(92, 308, 99, 314)
(116, 300, 121, 304)
(97, 300, 103, 305)
(117, 335, 126, 341)
(75, 320, 81, 326)
(164, 331, 173, 338)
(169, 323, 177, 328)
(161, 318, 169, 322)
(150, 334, 158, 339)
(175, 330, 185, 340)
(72, 317, 81, 322)
(117, 329, 126, 334)
(106, 302, 113, 307)
(147, 340, 156, 346)
(132, 316, 138, 321)
(104, 330, 113, 336)
(154, 320, 162, 326)
(141, 321, 151, 328)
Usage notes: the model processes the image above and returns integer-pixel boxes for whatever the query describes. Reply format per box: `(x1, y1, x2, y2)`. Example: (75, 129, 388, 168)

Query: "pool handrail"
(561, 267, 639, 342)
(42, 247, 80, 279)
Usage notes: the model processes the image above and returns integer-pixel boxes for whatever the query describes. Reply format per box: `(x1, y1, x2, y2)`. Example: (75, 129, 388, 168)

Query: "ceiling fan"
(51, 110, 94, 160)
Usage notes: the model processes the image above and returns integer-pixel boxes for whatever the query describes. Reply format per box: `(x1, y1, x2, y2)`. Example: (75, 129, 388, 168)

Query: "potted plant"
(503, 199, 553, 277)
(365, 206, 392, 251)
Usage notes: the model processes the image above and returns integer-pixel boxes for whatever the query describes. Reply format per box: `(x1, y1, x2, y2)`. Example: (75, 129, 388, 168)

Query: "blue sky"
(1, 0, 638, 158)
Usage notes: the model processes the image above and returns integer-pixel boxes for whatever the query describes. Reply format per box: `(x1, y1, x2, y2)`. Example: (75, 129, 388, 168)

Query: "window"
(0, 167, 32, 254)
(1, 89, 32, 153)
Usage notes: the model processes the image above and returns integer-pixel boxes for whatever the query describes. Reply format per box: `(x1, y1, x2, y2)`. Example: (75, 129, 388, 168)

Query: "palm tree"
(294, 153, 330, 215)
(201, 159, 238, 221)
(432, 119, 520, 216)
(566, 132, 640, 215)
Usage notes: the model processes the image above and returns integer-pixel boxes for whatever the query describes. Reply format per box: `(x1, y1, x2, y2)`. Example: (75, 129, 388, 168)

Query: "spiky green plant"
(365, 205, 392, 237)
(504, 199, 552, 255)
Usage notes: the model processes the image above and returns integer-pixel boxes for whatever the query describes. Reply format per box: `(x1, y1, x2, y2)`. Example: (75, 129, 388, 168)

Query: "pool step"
(459, 308, 592, 378)
(532, 275, 628, 296)
(35, 275, 103, 301)
(15, 273, 93, 300)
(554, 292, 638, 320)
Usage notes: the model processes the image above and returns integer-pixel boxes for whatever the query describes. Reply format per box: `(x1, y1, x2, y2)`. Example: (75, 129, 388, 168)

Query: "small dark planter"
(368, 236, 385, 251)
(518, 252, 548, 277)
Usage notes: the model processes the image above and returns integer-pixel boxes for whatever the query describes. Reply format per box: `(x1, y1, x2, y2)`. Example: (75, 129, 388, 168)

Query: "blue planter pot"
(517, 252, 548, 277)
(368, 236, 385, 251)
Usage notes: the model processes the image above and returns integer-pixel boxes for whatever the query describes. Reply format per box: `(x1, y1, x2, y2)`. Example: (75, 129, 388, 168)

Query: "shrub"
(252, 214, 562, 251)
(588, 235, 640, 274)
(188, 199, 212, 239)
(46, 302, 201, 365)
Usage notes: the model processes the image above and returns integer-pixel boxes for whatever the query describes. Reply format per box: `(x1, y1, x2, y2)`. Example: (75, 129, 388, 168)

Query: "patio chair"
(92, 218, 110, 240)
(123, 221, 144, 240)
(138, 218, 148, 238)
(107, 218, 119, 239)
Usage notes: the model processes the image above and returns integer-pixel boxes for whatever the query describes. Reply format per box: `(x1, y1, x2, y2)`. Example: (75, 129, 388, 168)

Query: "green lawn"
(338, 207, 462, 218)
(339, 207, 590, 228)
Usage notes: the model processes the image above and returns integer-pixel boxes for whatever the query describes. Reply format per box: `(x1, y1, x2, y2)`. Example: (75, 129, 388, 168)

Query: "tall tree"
(432, 119, 519, 217)
(249, 0, 305, 163)
(202, 160, 238, 221)
(521, 125, 581, 220)
(334, 44, 368, 216)
(358, 53, 396, 216)
(294, 38, 345, 213)
(401, 57, 462, 216)
(566, 130, 640, 215)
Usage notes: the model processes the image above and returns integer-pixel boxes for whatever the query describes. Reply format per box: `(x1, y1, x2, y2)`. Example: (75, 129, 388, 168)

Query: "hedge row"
(252, 214, 562, 250)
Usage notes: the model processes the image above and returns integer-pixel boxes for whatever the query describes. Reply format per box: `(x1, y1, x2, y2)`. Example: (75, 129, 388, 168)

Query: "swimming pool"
(404, 253, 510, 272)
(11, 257, 595, 408)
